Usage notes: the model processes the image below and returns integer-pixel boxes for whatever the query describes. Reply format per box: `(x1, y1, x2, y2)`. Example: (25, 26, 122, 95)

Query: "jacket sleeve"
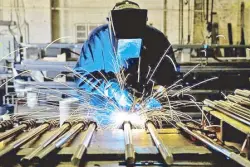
(74, 31, 133, 109)
(74, 35, 107, 94)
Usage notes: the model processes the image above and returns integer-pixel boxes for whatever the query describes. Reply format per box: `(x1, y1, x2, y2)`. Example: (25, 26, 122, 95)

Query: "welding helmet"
(108, 0, 148, 63)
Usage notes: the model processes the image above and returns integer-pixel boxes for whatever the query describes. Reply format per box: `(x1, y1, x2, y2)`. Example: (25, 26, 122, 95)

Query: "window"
(75, 24, 102, 43)
(88, 24, 101, 35)
(75, 24, 87, 43)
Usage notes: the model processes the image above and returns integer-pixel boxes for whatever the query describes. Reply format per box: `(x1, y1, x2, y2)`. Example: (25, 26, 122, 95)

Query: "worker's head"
(109, 1, 148, 59)
(109, 0, 148, 39)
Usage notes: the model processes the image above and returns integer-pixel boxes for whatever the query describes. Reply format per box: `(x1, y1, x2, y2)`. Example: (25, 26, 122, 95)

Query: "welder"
(74, 0, 177, 113)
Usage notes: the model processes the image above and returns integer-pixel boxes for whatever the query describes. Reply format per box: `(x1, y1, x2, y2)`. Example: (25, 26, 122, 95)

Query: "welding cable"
(122, 121, 135, 166)
(21, 119, 74, 162)
(145, 121, 173, 165)
(0, 121, 52, 158)
(177, 122, 250, 167)
(0, 120, 36, 142)
(71, 121, 97, 166)
(34, 120, 85, 161)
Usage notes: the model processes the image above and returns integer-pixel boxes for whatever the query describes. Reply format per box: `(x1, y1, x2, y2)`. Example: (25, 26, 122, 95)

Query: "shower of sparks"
(0, 39, 218, 130)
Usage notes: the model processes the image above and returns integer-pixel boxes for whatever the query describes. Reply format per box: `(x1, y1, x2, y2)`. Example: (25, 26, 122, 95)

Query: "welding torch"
(0, 120, 36, 142)
(145, 121, 174, 165)
(21, 119, 75, 162)
(177, 122, 250, 167)
(0, 121, 53, 158)
(34, 120, 85, 161)
(122, 121, 135, 166)
(71, 121, 97, 166)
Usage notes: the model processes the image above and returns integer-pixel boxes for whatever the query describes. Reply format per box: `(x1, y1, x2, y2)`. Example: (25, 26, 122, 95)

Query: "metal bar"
(216, 101, 250, 119)
(0, 122, 51, 158)
(227, 95, 250, 107)
(0, 120, 35, 142)
(204, 99, 250, 126)
(35, 121, 85, 160)
(0, 124, 27, 142)
(71, 122, 96, 166)
(177, 122, 250, 167)
(235, 89, 250, 98)
(146, 121, 173, 165)
(123, 121, 135, 166)
(0, 120, 14, 132)
(21, 120, 71, 162)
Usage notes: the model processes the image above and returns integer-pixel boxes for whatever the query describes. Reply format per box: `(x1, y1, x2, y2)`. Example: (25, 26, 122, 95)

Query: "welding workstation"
(0, 0, 250, 167)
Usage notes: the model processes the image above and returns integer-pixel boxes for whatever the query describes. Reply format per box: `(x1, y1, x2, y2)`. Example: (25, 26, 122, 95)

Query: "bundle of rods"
(204, 89, 250, 126)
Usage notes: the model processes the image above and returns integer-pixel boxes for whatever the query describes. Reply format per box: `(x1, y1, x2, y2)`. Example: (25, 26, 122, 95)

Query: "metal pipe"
(222, 101, 250, 116)
(22, 120, 72, 162)
(216, 101, 250, 119)
(0, 120, 35, 142)
(204, 99, 250, 126)
(71, 122, 97, 166)
(235, 89, 250, 98)
(146, 121, 173, 165)
(0, 122, 51, 158)
(35, 121, 85, 160)
(177, 122, 250, 167)
(227, 95, 250, 106)
(123, 121, 135, 166)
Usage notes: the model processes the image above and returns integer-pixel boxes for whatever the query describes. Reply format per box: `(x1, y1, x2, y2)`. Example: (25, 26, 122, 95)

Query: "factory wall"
(52, 0, 195, 44)
(214, 0, 250, 45)
(0, 0, 51, 43)
(55, 0, 170, 43)
(193, 0, 250, 45)
(0, 0, 249, 45)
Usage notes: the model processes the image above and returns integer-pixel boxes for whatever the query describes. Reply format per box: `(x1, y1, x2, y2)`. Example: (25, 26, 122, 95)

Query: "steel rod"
(22, 120, 72, 162)
(35, 121, 85, 160)
(146, 121, 173, 165)
(235, 89, 250, 98)
(177, 122, 250, 167)
(204, 99, 250, 126)
(0, 120, 35, 142)
(0, 122, 51, 158)
(71, 122, 96, 166)
(123, 121, 135, 166)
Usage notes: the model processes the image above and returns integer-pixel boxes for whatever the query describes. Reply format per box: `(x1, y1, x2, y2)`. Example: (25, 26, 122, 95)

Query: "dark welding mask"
(108, 1, 148, 62)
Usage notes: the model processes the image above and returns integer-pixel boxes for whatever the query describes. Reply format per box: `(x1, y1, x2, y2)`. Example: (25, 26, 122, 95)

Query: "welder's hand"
(132, 97, 162, 111)
(104, 80, 133, 111)
(144, 97, 162, 110)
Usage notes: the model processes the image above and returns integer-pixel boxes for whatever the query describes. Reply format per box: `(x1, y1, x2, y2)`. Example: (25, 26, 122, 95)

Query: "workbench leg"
(247, 136, 250, 160)
(218, 120, 225, 144)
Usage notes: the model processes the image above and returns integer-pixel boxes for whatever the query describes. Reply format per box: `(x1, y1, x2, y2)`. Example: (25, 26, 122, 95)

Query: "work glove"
(145, 97, 162, 110)
(135, 85, 164, 111)
(104, 80, 133, 111)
